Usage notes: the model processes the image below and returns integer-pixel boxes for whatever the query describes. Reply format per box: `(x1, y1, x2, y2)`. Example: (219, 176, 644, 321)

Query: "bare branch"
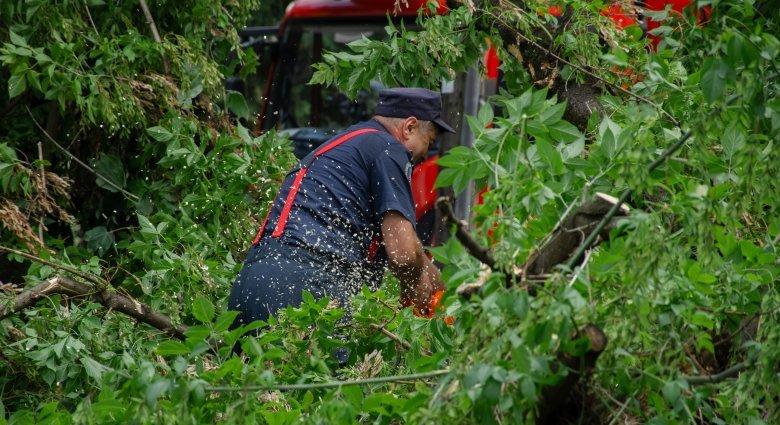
(369, 323, 419, 352)
(0, 244, 103, 286)
(207, 369, 450, 393)
(684, 361, 750, 386)
(138, 0, 170, 73)
(83, 0, 100, 36)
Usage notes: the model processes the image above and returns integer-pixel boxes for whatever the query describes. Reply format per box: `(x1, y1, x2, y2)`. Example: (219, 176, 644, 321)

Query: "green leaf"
(9, 30, 27, 47)
(661, 380, 681, 404)
(156, 341, 190, 356)
(696, 333, 715, 354)
(145, 380, 170, 407)
(535, 138, 564, 175)
(192, 296, 215, 323)
(214, 311, 240, 332)
(226, 91, 250, 119)
(92, 154, 126, 192)
(80, 357, 111, 382)
(722, 124, 746, 159)
(146, 126, 174, 142)
(539, 102, 566, 125)
(84, 226, 115, 256)
(598, 117, 623, 158)
(549, 120, 582, 143)
(137, 214, 157, 237)
(8, 74, 26, 98)
(690, 311, 715, 330)
(477, 103, 493, 127)
(701, 59, 728, 102)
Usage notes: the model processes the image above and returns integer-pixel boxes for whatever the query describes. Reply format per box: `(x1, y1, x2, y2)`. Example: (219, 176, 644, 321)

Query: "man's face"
(403, 118, 439, 163)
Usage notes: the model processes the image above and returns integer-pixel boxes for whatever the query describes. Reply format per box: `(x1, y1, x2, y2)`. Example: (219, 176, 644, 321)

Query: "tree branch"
(206, 369, 450, 392)
(0, 275, 187, 340)
(443, 193, 629, 297)
(0, 244, 103, 286)
(684, 361, 750, 386)
(138, 0, 170, 73)
(480, 5, 680, 126)
(369, 323, 431, 356)
(538, 324, 608, 425)
(564, 131, 692, 269)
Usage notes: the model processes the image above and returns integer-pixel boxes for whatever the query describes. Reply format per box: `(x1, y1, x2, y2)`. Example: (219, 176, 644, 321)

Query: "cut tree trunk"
(538, 325, 608, 425)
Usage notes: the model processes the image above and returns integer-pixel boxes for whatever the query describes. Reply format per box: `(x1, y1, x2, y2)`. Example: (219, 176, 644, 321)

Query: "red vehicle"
(236, 0, 702, 244)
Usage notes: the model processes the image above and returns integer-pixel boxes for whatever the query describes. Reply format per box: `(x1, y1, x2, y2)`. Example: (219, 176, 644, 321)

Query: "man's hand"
(399, 255, 445, 318)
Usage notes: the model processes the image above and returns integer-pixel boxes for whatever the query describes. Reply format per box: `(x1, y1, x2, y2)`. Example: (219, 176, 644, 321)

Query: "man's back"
(260, 119, 416, 265)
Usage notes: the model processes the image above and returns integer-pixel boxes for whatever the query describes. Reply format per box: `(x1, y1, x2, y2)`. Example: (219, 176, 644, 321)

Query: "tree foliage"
(1, 0, 779, 424)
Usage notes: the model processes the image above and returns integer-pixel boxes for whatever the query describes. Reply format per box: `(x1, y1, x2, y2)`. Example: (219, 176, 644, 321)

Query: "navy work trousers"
(227, 238, 377, 326)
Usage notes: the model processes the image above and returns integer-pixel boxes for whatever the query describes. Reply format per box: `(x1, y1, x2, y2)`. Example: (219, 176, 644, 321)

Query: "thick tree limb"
(564, 131, 692, 269)
(0, 276, 187, 340)
(527, 192, 630, 277)
(538, 324, 608, 425)
(443, 193, 629, 298)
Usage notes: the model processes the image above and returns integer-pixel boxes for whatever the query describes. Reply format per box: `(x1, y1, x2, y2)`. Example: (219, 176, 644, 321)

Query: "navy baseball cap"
(375, 87, 456, 134)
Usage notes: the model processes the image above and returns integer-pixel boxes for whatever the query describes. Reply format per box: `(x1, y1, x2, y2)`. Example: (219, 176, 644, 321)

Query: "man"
(228, 87, 455, 326)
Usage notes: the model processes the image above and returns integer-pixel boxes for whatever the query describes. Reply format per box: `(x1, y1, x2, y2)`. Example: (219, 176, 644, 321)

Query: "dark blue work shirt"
(259, 119, 416, 267)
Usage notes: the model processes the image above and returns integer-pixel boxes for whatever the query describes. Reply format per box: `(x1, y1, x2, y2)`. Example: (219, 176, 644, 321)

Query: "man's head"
(373, 116, 438, 162)
(373, 88, 455, 162)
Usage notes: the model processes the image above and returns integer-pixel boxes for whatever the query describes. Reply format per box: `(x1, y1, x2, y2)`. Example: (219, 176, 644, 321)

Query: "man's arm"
(381, 211, 443, 309)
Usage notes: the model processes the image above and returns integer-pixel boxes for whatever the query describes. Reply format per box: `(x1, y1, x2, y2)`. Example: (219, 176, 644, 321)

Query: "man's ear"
(403, 117, 419, 136)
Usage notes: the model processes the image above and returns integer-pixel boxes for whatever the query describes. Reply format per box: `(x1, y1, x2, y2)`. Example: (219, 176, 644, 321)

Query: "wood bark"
(438, 194, 620, 423)
(538, 325, 608, 425)
(476, 2, 604, 129)
(523, 192, 630, 277)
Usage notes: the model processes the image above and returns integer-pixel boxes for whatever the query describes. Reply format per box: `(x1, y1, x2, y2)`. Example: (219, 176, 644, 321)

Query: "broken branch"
(0, 275, 187, 340)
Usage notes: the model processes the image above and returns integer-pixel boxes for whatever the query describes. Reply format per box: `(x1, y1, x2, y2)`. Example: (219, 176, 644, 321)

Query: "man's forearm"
(389, 243, 426, 300)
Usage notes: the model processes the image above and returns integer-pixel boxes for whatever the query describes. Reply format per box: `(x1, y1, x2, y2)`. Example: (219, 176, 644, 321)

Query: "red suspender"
(251, 211, 271, 245)
(271, 166, 308, 237)
(251, 128, 379, 244)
